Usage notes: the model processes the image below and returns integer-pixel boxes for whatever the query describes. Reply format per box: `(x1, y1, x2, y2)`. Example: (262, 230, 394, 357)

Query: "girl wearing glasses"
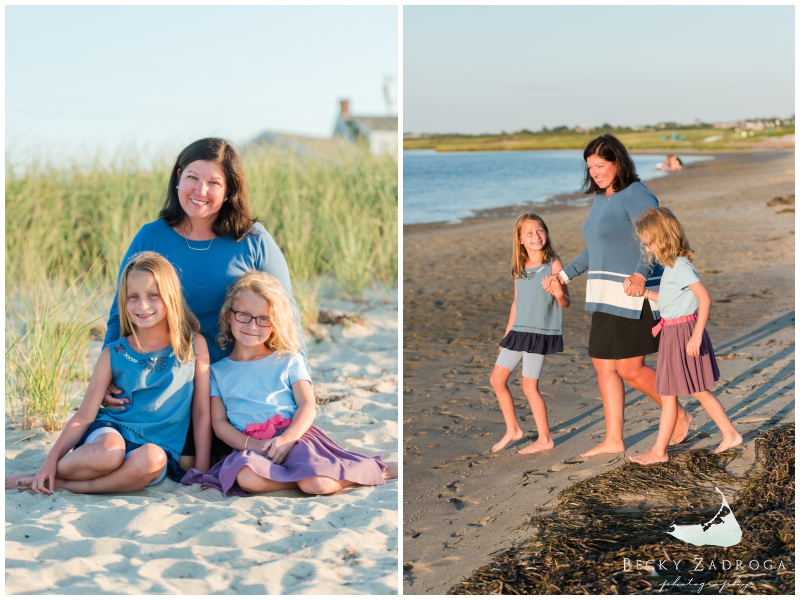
(181, 271, 397, 496)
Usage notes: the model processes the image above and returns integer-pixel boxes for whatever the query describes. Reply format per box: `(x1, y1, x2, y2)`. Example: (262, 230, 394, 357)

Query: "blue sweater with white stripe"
(562, 181, 663, 319)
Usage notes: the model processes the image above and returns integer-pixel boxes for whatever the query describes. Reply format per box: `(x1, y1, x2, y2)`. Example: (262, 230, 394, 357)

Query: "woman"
(101, 138, 306, 472)
(544, 134, 691, 457)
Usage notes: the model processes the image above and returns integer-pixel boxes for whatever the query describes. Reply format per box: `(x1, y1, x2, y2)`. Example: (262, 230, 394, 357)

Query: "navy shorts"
(75, 421, 185, 482)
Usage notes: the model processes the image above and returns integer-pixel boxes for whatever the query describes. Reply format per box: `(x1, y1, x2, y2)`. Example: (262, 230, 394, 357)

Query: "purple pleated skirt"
(655, 319, 720, 396)
(180, 425, 386, 497)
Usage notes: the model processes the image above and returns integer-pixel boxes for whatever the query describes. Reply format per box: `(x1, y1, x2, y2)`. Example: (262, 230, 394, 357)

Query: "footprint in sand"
(567, 457, 621, 480)
(449, 497, 478, 509)
(469, 515, 496, 527)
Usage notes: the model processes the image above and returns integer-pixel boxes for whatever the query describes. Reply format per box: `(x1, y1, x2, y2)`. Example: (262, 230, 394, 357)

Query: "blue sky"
(404, 5, 794, 134)
(6, 5, 397, 159)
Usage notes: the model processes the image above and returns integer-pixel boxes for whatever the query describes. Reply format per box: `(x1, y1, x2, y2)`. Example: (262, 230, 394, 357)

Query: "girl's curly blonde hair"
(217, 271, 301, 355)
(634, 207, 694, 268)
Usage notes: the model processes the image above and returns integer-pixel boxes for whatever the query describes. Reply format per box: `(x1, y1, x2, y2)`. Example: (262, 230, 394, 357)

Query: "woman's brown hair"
(581, 134, 640, 194)
(160, 138, 257, 242)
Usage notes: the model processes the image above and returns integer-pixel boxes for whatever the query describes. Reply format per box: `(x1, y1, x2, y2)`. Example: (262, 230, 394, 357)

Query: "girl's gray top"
(513, 262, 562, 335)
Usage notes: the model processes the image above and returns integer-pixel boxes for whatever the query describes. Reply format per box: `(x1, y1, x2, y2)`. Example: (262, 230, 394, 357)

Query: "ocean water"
(403, 149, 713, 225)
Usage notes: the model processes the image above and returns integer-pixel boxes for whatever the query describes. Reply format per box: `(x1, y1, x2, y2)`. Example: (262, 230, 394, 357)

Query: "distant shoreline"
(403, 150, 724, 233)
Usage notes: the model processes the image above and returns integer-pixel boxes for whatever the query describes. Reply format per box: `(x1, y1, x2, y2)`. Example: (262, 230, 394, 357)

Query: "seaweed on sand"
(449, 424, 794, 595)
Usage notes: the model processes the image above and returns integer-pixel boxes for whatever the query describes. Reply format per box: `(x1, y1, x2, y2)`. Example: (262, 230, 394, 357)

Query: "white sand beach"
(5, 288, 398, 594)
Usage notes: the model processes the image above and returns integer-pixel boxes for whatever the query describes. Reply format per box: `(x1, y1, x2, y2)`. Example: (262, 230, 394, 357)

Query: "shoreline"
(402, 150, 794, 594)
(403, 151, 785, 233)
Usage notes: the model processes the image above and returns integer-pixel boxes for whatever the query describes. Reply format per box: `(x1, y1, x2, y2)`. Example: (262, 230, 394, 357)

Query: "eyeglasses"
(230, 309, 271, 327)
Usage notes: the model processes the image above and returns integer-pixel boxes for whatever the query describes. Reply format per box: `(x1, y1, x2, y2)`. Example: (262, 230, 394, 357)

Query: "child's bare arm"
(687, 281, 712, 357)
(33, 348, 113, 493)
(549, 259, 571, 308)
(500, 282, 517, 350)
(260, 380, 316, 465)
(190, 334, 212, 472)
(209, 395, 250, 450)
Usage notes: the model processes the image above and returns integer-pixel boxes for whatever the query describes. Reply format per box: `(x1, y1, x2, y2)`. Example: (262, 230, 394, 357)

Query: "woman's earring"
(224, 197, 229, 202)
(175, 186, 179, 192)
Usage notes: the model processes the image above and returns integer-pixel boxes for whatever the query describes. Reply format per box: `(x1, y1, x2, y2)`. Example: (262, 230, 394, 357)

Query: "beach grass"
(5, 269, 102, 431)
(449, 424, 794, 595)
(5, 145, 397, 428)
(404, 127, 795, 153)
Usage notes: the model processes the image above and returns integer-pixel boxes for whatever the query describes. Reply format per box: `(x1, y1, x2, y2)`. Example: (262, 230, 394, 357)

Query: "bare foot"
(711, 433, 743, 454)
(580, 440, 625, 458)
(629, 450, 669, 465)
(492, 429, 524, 453)
(671, 408, 693, 444)
(14, 475, 35, 492)
(5, 472, 35, 490)
(517, 438, 555, 455)
(383, 461, 398, 480)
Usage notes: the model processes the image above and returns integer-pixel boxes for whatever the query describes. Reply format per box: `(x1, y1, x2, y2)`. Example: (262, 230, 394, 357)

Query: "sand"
(5, 288, 398, 594)
(402, 151, 795, 594)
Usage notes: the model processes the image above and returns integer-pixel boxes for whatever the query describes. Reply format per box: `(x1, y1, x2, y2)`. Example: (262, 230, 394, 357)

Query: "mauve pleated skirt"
(180, 425, 386, 497)
(655, 319, 720, 396)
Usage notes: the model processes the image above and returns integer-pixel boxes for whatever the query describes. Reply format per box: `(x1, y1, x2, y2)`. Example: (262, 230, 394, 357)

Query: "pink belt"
(652, 312, 697, 337)
(243, 414, 293, 440)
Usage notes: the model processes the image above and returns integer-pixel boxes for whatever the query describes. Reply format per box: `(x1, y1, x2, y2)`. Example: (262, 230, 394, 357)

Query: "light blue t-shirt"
(658, 257, 700, 319)
(210, 352, 311, 432)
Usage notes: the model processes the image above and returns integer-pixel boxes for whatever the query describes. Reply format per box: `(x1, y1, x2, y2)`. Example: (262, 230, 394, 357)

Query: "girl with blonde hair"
(181, 271, 397, 496)
(630, 208, 741, 464)
(7, 251, 211, 493)
(490, 212, 570, 454)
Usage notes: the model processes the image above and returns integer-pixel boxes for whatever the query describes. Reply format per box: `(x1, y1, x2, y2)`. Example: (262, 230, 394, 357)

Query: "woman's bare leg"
(630, 395, 678, 465)
(490, 365, 524, 452)
(518, 377, 555, 455)
(17, 443, 167, 493)
(582, 358, 627, 457)
(615, 356, 693, 443)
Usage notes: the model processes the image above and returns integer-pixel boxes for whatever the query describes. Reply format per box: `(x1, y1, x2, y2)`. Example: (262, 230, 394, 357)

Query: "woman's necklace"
(178, 226, 215, 251)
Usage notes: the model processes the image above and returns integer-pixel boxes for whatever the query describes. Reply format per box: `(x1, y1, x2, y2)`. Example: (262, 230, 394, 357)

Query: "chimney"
(340, 99, 350, 119)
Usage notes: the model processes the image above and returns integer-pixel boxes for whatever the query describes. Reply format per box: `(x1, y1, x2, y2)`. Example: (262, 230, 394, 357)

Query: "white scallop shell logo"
(666, 487, 742, 548)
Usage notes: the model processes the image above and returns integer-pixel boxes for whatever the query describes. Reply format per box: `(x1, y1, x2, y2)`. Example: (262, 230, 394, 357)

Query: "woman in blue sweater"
(100, 138, 306, 472)
(544, 135, 692, 457)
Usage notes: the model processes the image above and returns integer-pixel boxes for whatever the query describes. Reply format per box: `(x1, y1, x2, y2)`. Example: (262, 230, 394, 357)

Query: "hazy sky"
(6, 5, 397, 159)
(404, 5, 794, 134)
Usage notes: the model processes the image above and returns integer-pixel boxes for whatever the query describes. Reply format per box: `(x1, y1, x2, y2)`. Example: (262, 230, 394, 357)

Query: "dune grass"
(5, 145, 398, 428)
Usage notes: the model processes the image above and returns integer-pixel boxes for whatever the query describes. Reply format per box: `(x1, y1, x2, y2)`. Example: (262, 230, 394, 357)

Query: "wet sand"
(402, 151, 795, 594)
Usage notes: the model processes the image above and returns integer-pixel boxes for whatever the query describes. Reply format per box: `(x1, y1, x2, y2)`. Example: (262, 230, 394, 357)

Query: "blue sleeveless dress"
(76, 336, 195, 480)
(500, 261, 564, 354)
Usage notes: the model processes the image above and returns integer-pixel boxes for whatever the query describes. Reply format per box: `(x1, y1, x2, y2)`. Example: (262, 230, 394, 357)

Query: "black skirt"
(588, 301, 660, 360)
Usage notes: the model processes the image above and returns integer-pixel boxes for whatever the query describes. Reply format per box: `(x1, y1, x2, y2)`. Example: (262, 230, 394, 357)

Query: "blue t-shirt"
(103, 219, 307, 367)
(658, 257, 700, 319)
(210, 353, 311, 432)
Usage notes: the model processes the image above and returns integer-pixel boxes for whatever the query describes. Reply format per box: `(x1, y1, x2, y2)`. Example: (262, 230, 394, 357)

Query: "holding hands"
(541, 274, 563, 297)
(623, 273, 647, 297)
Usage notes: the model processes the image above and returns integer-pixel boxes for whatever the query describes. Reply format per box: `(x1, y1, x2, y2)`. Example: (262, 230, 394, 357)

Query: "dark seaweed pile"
(450, 424, 794, 595)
